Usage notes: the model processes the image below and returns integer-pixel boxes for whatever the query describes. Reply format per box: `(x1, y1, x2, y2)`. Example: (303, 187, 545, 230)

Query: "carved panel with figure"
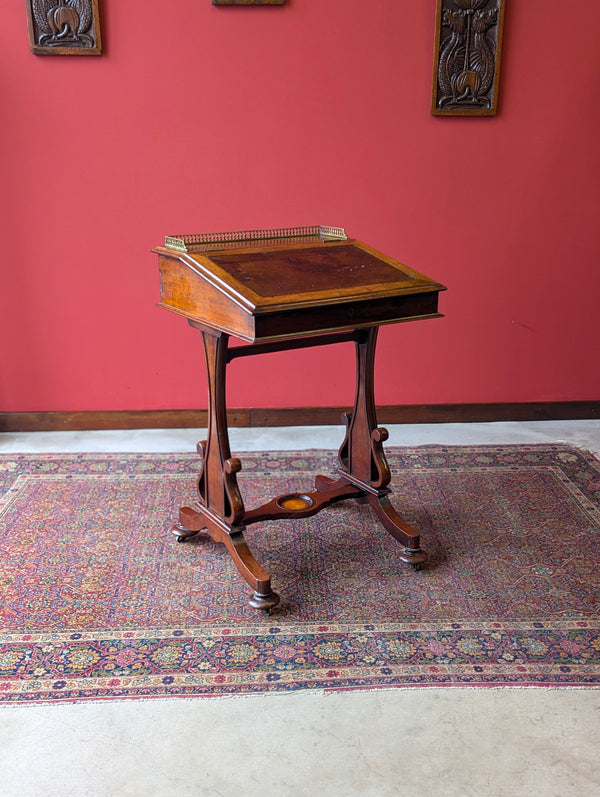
(26, 0, 102, 55)
(432, 0, 505, 116)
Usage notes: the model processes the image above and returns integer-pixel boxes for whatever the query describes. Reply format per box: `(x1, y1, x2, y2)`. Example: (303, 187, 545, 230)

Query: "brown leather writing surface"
(210, 244, 417, 298)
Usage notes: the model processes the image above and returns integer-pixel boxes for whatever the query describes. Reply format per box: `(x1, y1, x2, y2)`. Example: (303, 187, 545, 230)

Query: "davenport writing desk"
(154, 226, 446, 610)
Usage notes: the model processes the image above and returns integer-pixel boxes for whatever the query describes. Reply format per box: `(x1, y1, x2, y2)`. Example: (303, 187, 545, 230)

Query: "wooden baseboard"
(1, 402, 599, 432)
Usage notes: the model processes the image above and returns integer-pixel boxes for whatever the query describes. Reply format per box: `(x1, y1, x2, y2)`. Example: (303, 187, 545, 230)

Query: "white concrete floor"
(1, 421, 600, 797)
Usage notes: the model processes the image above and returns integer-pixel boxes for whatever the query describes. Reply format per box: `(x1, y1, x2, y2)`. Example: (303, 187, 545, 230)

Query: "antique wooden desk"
(154, 226, 446, 610)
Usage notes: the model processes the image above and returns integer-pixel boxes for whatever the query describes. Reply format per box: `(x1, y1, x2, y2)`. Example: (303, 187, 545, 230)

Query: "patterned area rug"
(1, 444, 599, 703)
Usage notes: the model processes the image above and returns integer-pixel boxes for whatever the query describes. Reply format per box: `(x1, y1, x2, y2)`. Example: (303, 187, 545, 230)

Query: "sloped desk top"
(154, 227, 446, 342)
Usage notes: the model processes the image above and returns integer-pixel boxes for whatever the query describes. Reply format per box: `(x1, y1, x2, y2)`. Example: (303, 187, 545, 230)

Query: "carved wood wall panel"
(25, 0, 102, 55)
(431, 0, 505, 116)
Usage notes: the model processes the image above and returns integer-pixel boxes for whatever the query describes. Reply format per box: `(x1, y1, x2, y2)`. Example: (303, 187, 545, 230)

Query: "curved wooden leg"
(223, 529, 280, 610)
(316, 476, 426, 566)
(173, 326, 280, 609)
(368, 493, 428, 569)
(173, 502, 280, 610)
(329, 328, 429, 568)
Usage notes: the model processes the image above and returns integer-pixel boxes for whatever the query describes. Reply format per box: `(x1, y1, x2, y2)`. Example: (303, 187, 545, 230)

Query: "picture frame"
(25, 0, 102, 56)
(431, 0, 505, 116)
(212, 1, 286, 5)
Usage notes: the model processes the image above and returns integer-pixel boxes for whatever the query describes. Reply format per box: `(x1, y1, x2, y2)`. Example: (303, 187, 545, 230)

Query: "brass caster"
(400, 547, 428, 571)
(171, 524, 200, 544)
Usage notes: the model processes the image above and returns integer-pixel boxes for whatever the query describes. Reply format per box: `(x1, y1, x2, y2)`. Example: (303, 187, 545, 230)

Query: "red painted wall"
(2, 1, 599, 413)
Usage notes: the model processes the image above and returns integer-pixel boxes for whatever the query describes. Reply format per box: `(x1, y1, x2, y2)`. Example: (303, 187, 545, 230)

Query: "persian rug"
(0, 444, 599, 704)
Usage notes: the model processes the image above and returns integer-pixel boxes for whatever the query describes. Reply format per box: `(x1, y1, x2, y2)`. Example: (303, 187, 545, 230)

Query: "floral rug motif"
(1, 444, 599, 703)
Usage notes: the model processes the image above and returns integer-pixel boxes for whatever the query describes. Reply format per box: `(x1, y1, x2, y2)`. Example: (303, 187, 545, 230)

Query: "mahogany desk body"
(155, 228, 446, 610)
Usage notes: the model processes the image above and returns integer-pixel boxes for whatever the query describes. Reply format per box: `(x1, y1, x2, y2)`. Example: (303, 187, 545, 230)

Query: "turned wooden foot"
(248, 590, 281, 611)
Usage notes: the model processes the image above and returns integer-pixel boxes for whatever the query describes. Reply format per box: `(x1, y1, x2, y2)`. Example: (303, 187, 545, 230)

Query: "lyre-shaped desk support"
(173, 323, 428, 610)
